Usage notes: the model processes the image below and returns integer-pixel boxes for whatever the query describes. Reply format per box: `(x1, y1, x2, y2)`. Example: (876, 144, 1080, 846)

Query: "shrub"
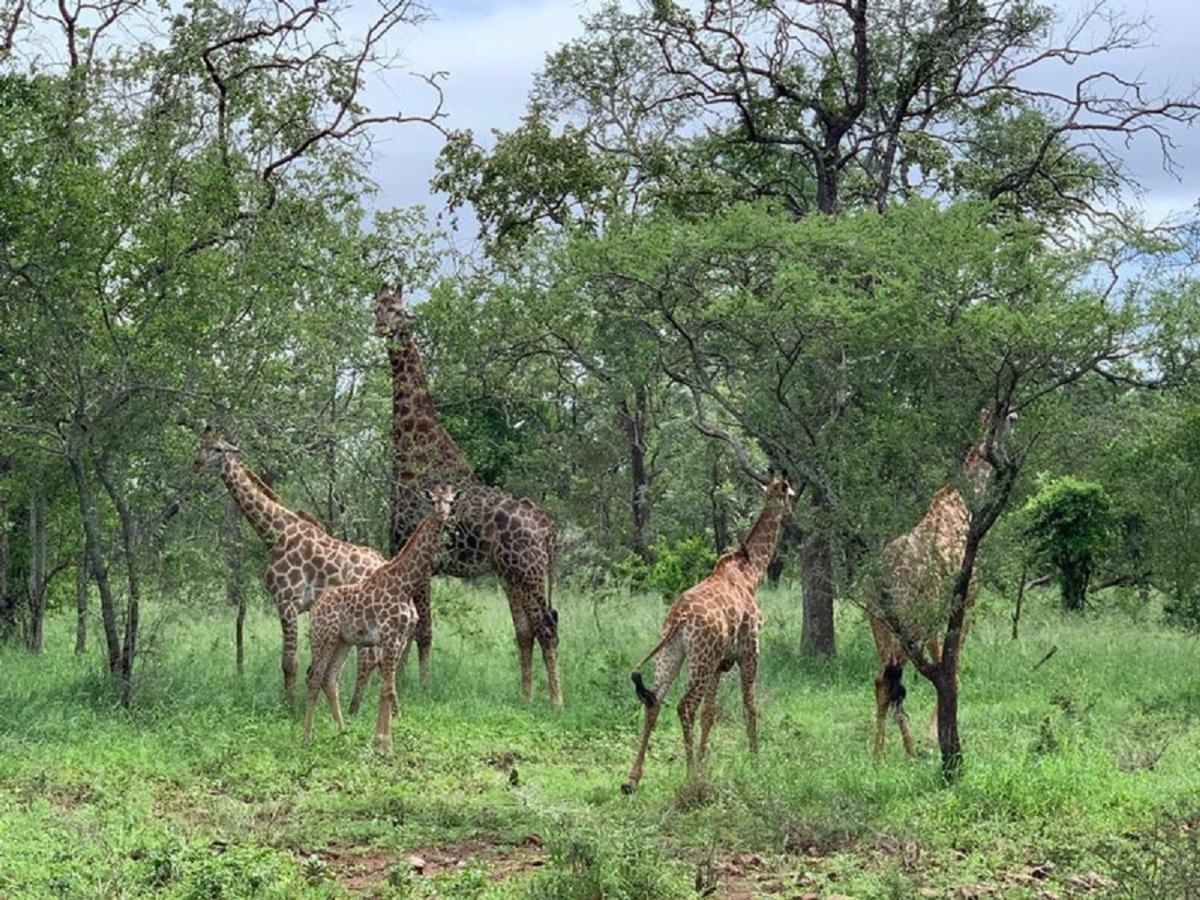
(1022, 476, 1115, 612)
(615, 535, 718, 600)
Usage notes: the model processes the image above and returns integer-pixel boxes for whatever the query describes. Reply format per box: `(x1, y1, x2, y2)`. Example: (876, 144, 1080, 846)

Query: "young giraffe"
(622, 472, 796, 794)
(867, 409, 1016, 758)
(374, 287, 562, 706)
(303, 485, 458, 748)
(194, 428, 384, 704)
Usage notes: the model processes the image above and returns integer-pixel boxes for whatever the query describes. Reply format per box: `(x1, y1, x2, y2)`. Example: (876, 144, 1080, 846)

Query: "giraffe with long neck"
(374, 287, 562, 707)
(622, 473, 796, 794)
(194, 428, 385, 703)
(867, 408, 1016, 758)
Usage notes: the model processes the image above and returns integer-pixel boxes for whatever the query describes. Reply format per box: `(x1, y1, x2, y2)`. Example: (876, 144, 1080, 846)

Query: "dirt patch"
(316, 833, 546, 893)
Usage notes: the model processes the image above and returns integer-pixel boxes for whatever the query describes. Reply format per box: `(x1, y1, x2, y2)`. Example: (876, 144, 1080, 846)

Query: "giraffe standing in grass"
(374, 287, 561, 706)
(195, 428, 383, 703)
(622, 472, 795, 794)
(303, 485, 458, 748)
(868, 409, 1016, 758)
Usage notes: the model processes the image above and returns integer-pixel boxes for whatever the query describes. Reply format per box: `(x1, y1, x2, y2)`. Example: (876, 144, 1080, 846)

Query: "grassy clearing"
(1, 581, 1199, 898)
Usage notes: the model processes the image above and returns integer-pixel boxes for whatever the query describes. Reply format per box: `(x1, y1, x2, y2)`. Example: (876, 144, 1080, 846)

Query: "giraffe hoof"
(620, 782, 636, 795)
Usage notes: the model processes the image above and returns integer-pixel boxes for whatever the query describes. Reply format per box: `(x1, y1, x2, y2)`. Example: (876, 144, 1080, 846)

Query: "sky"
(365, 0, 1200, 226)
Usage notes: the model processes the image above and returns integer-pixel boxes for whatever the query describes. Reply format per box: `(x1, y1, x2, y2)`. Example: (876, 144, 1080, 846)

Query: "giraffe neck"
(385, 333, 475, 486)
(378, 511, 447, 581)
(738, 499, 787, 583)
(927, 485, 971, 546)
(219, 456, 298, 547)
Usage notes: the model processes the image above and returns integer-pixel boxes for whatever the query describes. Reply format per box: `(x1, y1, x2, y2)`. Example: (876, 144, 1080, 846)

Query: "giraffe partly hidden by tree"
(622, 472, 796, 794)
(304, 485, 459, 749)
(194, 428, 383, 704)
(867, 409, 1017, 759)
(374, 287, 562, 706)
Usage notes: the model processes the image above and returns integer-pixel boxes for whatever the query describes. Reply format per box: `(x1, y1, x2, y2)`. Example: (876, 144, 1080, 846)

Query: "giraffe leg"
(412, 584, 432, 688)
(873, 673, 890, 760)
(738, 649, 759, 755)
(323, 641, 353, 733)
(622, 642, 683, 794)
(679, 669, 714, 778)
(375, 648, 399, 751)
(349, 647, 373, 715)
(511, 611, 535, 703)
(697, 677, 720, 767)
(303, 635, 330, 744)
(280, 605, 301, 705)
(536, 618, 562, 709)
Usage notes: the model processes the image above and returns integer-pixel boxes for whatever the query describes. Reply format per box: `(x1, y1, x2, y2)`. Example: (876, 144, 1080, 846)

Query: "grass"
(1, 580, 1199, 898)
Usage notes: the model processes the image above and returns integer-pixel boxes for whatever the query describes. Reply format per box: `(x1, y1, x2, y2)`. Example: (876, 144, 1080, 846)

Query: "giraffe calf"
(303, 486, 458, 749)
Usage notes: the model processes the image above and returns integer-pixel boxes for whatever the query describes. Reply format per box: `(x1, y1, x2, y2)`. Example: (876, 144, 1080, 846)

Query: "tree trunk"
(618, 389, 652, 562)
(27, 483, 47, 654)
(96, 463, 140, 707)
(707, 457, 730, 555)
(932, 668, 963, 781)
(68, 447, 121, 676)
(0, 491, 11, 641)
(799, 490, 836, 656)
(767, 521, 802, 588)
(1012, 561, 1027, 640)
(1060, 561, 1090, 612)
(75, 548, 88, 655)
(222, 499, 247, 677)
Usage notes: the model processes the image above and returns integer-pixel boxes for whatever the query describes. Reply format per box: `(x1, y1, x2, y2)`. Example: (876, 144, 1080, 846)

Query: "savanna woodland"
(2, 0, 1200, 896)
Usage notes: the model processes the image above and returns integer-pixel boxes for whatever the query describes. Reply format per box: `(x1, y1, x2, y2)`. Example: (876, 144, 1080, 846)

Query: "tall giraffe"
(194, 428, 384, 703)
(867, 409, 1016, 758)
(622, 473, 795, 794)
(374, 287, 562, 707)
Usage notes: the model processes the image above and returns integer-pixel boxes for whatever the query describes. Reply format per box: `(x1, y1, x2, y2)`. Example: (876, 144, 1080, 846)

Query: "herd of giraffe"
(194, 286, 1012, 787)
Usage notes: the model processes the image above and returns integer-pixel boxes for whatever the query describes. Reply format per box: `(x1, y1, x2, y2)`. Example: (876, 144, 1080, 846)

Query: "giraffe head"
(193, 426, 240, 472)
(963, 407, 1017, 496)
(422, 484, 459, 519)
(374, 285, 412, 339)
(761, 470, 797, 513)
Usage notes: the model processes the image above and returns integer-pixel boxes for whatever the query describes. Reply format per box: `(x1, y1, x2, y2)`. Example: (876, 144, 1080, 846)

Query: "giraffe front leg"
(375, 646, 400, 751)
(738, 650, 759, 756)
(303, 636, 329, 744)
(511, 612, 535, 702)
(324, 641, 352, 733)
(536, 612, 563, 708)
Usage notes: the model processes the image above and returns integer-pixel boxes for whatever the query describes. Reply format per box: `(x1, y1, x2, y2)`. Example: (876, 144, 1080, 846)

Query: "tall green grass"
(1, 581, 1198, 897)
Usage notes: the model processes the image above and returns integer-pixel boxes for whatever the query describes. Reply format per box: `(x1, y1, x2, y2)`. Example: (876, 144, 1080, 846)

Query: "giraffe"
(867, 408, 1016, 758)
(621, 472, 796, 794)
(194, 428, 385, 704)
(303, 485, 458, 748)
(373, 286, 562, 707)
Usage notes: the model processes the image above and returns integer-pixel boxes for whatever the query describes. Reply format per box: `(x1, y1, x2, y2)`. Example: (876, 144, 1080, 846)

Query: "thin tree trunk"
(932, 668, 962, 781)
(618, 390, 652, 563)
(1012, 562, 1027, 640)
(0, 490, 10, 641)
(69, 450, 120, 674)
(707, 457, 730, 555)
(27, 483, 47, 654)
(75, 548, 88, 655)
(222, 499, 247, 677)
(799, 489, 836, 656)
(96, 463, 140, 707)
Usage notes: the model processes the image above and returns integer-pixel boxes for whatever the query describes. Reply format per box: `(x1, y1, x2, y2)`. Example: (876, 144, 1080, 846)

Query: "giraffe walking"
(303, 486, 458, 748)
(194, 428, 384, 704)
(374, 287, 562, 706)
(868, 409, 1016, 758)
(622, 473, 795, 793)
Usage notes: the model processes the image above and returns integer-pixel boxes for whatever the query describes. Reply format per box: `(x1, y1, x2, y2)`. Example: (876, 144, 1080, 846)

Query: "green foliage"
(1022, 476, 1116, 611)
(615, 535, 718, 599)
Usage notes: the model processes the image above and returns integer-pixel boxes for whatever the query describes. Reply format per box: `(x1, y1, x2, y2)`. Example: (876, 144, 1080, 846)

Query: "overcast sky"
(366, 0, 1199, 226)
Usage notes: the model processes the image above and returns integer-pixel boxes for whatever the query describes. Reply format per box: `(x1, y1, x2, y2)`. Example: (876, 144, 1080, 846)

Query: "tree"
(0, 0, 443, 700)
(1022, 476, 1116, 612)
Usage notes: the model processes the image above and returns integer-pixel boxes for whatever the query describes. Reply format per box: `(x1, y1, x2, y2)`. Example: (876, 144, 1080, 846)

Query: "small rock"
(406, 855, 426, 874)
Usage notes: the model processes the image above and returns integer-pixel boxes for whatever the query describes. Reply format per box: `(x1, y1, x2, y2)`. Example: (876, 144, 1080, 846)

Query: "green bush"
(1022, 476, 1115, 612)
(615, 535, 718, 600)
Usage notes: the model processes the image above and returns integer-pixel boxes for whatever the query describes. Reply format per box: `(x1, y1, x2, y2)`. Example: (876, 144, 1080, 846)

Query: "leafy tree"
(1022, 476, 1116, 612)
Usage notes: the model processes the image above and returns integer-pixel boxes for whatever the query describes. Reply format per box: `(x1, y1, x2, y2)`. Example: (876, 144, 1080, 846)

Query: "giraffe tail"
(882, 663, 907, 714)
(629, 623, 680, 707)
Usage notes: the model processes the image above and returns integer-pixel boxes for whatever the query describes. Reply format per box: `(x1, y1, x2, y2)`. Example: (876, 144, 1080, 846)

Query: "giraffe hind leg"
(622, 640, 684, 794)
